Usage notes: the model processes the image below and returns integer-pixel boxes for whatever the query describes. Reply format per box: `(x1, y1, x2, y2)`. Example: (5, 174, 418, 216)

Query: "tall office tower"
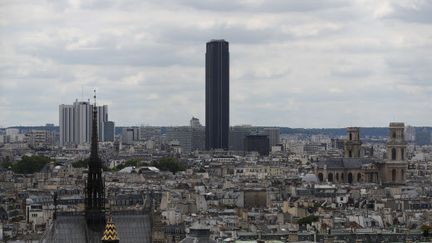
(121, 127, 139, 144)
(205, 39, 229, 150)
(190, 117, 202, 129)
(191, 117, 205, 151)
(229, 125, 253, 151)
(96, 105, 108, 141)
(103, 121, 115, 142)
(59, 99, 110, 146)
(263, 127, 280, 148)
(166, 127, 193, 154)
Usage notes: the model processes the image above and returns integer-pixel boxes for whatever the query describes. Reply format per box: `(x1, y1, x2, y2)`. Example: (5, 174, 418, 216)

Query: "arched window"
(357, 173, 362, 182)
(349, 151, 352, 158)
(392, 169, 396, 182)
(341, 173, 345, 182)
(391, 148, 397, 160)
(336, 173, 339, 182)
(349, 133, 352, 141)
(401, 169, 405, 181)
(328, 173, 334, 182)
(348, 173, 353, 184)
(318, 173, 324, 182)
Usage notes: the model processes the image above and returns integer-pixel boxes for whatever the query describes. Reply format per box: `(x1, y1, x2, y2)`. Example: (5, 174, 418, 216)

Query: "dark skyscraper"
(205, 39, 229, 150)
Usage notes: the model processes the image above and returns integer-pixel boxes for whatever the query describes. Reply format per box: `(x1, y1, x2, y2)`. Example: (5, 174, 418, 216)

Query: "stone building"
(314, 123, 407, 185)
(379, 122, 408, 185)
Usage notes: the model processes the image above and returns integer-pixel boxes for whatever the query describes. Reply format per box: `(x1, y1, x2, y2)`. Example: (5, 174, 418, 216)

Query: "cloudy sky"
(0, 0, 431, 128)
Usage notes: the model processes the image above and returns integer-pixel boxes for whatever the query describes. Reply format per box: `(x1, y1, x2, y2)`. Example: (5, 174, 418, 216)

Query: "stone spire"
(85, 89, 106, 231)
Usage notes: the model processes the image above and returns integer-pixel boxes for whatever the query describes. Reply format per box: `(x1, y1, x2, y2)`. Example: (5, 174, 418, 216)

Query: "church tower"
(85, 90, 106, 231)
(381, 122, 407, 185)
(344, 127, 362, 158)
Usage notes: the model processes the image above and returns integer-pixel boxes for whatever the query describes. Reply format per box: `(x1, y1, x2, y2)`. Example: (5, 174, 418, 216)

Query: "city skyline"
(1, 1, 432, 128)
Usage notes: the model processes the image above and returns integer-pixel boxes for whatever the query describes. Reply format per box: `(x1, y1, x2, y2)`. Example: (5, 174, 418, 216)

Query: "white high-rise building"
(59, 99, 109, 146)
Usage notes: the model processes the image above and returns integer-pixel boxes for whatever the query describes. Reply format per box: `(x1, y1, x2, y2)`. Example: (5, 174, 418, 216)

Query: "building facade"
(244, 135, 270, 156)
(315, 123, 408, 185)
(263, 127, 280, 149)
(205, 39, 229, 150)
(59, 99, 111, 146)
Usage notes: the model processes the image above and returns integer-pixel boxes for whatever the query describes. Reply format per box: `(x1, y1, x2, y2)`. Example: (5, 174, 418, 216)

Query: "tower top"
(208, 39, 228, 43)
(93, 89, 97, 106)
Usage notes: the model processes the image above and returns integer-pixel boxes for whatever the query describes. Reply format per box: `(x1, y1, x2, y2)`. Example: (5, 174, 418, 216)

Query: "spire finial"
(94, 89, 97, 106)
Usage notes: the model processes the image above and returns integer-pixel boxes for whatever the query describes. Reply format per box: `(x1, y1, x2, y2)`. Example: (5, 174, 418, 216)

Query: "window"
(391, 148, 397, 160)
(328, 173, 333, 182)
(392, 169, 396, 182)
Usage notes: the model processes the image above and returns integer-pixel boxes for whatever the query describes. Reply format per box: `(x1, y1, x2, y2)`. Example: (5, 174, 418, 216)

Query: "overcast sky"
(0, 0, 431, 128)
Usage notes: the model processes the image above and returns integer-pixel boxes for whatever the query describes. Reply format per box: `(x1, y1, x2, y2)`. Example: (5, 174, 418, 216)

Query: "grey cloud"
(163, 0, 349, 13)
(1, 0, 431, 127)
(386, 1, 432, 23)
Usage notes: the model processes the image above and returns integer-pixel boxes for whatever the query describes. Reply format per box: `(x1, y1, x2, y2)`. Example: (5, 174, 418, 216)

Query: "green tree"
(11, 155, 51, 174)
(0, 161, 13, 169)
(421, 224, 431, 237)
(72, 159, 89, 168)
(152, 157, 185, 174)
(297, 215, 319, 225)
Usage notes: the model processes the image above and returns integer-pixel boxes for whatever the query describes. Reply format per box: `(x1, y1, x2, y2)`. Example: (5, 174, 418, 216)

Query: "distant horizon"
(2, 123, 431, 130)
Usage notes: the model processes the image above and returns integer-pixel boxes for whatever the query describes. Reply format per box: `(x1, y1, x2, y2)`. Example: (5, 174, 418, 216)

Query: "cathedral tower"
(85, 90, 106, 231)
(381, 122, 407, 185)
(344, 127, 362, 158)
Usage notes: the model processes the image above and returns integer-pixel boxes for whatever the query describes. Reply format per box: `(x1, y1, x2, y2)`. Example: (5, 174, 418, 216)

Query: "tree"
(11, 155, 51, 174)
(421, 224, 431, 237)
(152, 157, 185, 174)
(72, 159, 89, 168)
(0, 161, 13, 169)
(297, 215, 319, 225)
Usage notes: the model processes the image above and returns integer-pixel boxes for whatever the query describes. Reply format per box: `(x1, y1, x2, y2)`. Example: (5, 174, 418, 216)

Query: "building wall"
(59, 100, 108, 146)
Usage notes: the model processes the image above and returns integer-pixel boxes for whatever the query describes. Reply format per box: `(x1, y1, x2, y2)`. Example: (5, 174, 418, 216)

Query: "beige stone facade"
(315, 123, 407, 186)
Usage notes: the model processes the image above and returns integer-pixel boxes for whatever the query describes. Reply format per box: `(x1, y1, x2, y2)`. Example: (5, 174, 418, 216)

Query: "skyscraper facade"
(59, 99, 110, 146)
(263, 127, 280, 148)
(205, 39, 229, 150)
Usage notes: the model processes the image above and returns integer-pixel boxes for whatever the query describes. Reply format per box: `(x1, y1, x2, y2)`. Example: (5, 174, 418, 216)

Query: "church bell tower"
(344, 127, 362, 158)
(381, 122, 407, 185)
